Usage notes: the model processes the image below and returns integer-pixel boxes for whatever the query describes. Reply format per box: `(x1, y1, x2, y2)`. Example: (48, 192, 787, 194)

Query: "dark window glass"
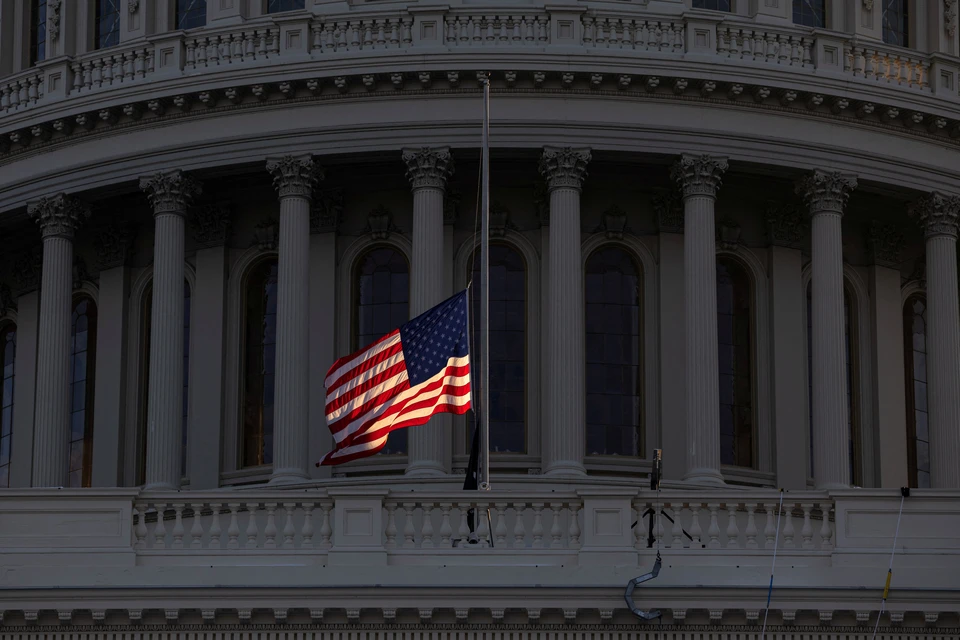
(96, 0, 121, 49)
(903, 295, 929, 488)
(0, 323, 15, 488)
(69, 297, 97, 488)
(354, 247, 409, 455)
(717, 258, 753, 468)
(30, 0, 47, 64)
(267, 0, 305, 13)
(176, 0, 207, 30)
(138, 281, 192, 483)
(793, 0, 826, 27)
(242, 259, 278, 468)
(807, 284, 859, 484)
(585, 247, 642, 457)
(692, 0, 732, 10)
(469, 245, 526, 454)
(882, 0, 909, 47)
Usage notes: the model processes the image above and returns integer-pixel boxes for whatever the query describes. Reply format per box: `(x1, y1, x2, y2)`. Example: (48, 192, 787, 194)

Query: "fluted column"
(266, 156, 323, 484)
(539, 147, 590, 477)
(911, 192, 960, 488)
(672, 154, 728, 487)
(28, 195, 90, 487)
(140, 171, 200, 490)
(797, 170, 857, 490)
(403, 147, 454, 476)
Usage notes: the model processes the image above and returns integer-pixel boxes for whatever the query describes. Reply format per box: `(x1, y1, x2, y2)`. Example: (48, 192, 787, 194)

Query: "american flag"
(319, 290, 472, 465)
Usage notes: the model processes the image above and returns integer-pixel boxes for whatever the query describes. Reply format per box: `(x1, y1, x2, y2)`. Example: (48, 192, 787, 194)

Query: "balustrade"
(444, 15, 550, 47)
(582, 16, 684, 52)
(71, 47, 155, 93)
(0, 71, 43, 114)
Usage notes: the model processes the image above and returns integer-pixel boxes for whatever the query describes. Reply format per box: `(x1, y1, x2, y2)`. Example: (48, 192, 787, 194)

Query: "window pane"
(30, 0, 47, 64)
(267, 0, 305, 13)
(69, 298, 97, 487)
(793, 0, 826, 27)
(882, 0, 909, 47)
(692, 0, 732, 10)
(241, 260, 279, 467)
(96, 0, 121, 49)
(717, 259, 753, 468)
(585, 247, 641, 457)
(176, 0, 207, 30)
(903, 295, 929, 487)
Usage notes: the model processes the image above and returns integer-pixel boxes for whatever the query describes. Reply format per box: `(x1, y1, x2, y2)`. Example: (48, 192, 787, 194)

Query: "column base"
(814, 481, 850, 491)
(143, 480, 179, 491)
(269, 467, 310, 485)
(404, 461, 446, 477)
(544, 462, 587, 477)
(682, 468, 726, 487)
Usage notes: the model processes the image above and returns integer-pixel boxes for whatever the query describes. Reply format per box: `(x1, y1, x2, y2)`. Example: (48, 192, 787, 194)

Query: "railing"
(70, 46, 156, 93)
(0, 69, 43, 113)
(845, 41, 930, 89)
(717, 23, 813, 67)
(582, 16, 684, 52)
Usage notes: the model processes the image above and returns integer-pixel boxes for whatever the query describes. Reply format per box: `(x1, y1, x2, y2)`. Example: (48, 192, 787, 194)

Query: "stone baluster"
(725, 504, 740, 549)
(800, 503, 814, 549)
(402, 502, 417, 548)
(494, 503, 509, 547)
(227, 503, 241, 549)
(819, 504, 834, 550)
(707, 503, 721, 549)
(134, 505, 148, 549)
(139, 171, 201, 490)
(209, 504, 222, 549)
(568, 504, 581, 548)
(910, 192, 960, 488)
(27, 195, 90, 487)
(539, 147, 591, 476)
(403, 147, 454, 476)
(670, 505, 684, 547)
(782, 505, 795, 549)
(531, 503, 545, 548)
(384, 502, 398, 549)
(458, 503, 471, 546)
(797, 170, 858, 489)
(245, 503, 260, 548)
(265, 156, 323, 484)
(171, 504, 185, 549)
(189, 504, 204, 549)
(282, 503, 296, 549)
(153, 503, 168, 549)
(671, 154, 728, 486)
(421, 503, 435, 548)
(689, 504, 703, 546)
(763, 503, 777, 548)
(306, 503, 321, 548)
(513, 502, 528, 548)
(477, 502, 491, 545)
(745, 504, 758, 549)
(439, 503, 453, 547)
(264, 503, 278, 549)
(549, 504, 564, 548)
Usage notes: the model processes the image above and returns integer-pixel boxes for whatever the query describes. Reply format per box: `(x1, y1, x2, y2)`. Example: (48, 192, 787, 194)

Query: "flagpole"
(480, 73, 491, 491)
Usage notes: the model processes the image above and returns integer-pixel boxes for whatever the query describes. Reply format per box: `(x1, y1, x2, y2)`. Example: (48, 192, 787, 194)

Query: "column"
(539, 147, 590, 477)
(797, 169, 857, 490)
(911, 192, 960, 488)
(266, 155, 323, 484)
(140, 170, 200, 490)
(671, 154, 728, 487)
(28, 194, 90, 487)
(403, 147, 454, 476)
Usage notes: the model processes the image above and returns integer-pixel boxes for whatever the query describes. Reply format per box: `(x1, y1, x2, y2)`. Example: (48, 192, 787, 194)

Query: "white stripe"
(326, 368, 409, 423)
(329, 350, 406, 399)
(328, 355, 471, 445)
(324, 331, 401, 388)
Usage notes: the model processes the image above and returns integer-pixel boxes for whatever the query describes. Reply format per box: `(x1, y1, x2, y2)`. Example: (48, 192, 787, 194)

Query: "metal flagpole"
(480, 73, 491, 491)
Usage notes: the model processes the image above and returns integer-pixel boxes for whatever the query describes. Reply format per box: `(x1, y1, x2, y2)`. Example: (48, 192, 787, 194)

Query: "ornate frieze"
(402, 147, 454, 191)
(140, 170, 201, 216)
(192, 203, 232, 247)
(311, 189, 344, 234)
(765, 204, 803, 249)
(365, 205, 398, 239)
(652, 190, 684, 233)
(868, 221, 904, 268)
(253, 217, 279, 251)
(27, 194, 90, 240)
(538, 147, 591, 192)
(48, 0, 62, 41)
(94, 220, 135, 270)
(795, 170, 857, 214)
(266, 156, 324, 199)
(910, 191, 960, 239)
(489, 202, 516, 237)
(593, 205, 628, 239)
(670, 154, 728, 199)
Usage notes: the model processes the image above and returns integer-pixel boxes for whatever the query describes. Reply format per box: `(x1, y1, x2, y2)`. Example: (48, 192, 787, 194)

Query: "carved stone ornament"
(0, 283, 15, 315)
(863, 0, 875, 10)
(909, 191, 960, 239)
(129, 0, 140, 13)
(947, 0, 959, 37)
(266, 155, 324, 199)
(908, 257, 926, 289)
(539, 147, 591, 192)
(795, 170, 857, 215)
(94, 220, 135, 270)
(48, 0, 62, 41)
(192, 204, 232, 247)
(868, 221, 904, 268)
(252, 217, 279, 252)
(73, 255, 93, 288)
(489, 202, 514, 237)
(533, 179, 550, 226)
(594, 205, 628, 239)
(365, 205, 398, 240)
(716, 217, 742, 250)
(310, 188, 344, 234)
(670, 153, 728, 198)
(402, 147, 454, 191)
(652, 190, 684, 233)
(443, 187, 461, 226)
(27, 193, 91, 240)
(12, 245, 42, 294)
(139, 170, 201, 216)
(765, 204, 803, 248)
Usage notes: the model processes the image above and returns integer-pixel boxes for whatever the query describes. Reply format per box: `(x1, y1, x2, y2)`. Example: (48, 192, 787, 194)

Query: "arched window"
(903, 294, 929, 488)
(469, 244, 526, 454)
(354, 247, 409, 455)
(793, 0, 826, 27)
(241, 258, 278, 468)
(95, 0, 121, 49)
(137, 280, 192, 483)
(0, 322, 15, 488)
(807, 283, 860, 484)
(69, 297, 97, 488)
(882, 0, 909, 47)
(585, 246, 642, 456)
(30, 0, 47, 64)
(175, 0, 207, 29)
(717, 257, 754, 468)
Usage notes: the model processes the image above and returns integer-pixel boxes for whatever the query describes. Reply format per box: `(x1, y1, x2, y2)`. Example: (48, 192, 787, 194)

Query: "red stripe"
(326, 341, 404, 393)
(325, 358, 408, 415)
(348, 385, 471, 446)
(324, 329, 400, 386)
(328, 378, 411, 436)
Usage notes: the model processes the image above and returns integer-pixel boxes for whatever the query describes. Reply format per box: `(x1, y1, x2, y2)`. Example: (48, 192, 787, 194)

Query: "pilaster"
(8, 290, 38, 488)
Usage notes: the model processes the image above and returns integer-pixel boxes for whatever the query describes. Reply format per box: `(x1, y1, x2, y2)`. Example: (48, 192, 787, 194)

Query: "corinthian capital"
(139, 170, 201, 216)
(539, 147, 591, 192)
(266, 155, 324, 199)
(27, 194, 90, 240)
(795, 170, 857, 215)
(670, 154, 728, 199)
(402, 147, 454, 191)
(910, 191, 960, 239)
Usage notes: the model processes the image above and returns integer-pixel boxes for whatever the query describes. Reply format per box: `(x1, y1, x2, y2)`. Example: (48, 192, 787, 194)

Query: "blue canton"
(399, 290, 470, 386)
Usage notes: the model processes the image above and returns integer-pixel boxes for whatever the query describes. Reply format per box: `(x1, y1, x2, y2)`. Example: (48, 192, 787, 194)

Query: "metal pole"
(480, 74, 491, 491)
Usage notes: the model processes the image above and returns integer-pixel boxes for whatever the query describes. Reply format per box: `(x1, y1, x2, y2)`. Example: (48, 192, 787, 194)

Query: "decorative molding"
(652, 189, 684, 233)
(670, 153, 728, 198)
(311, 188, 344, 234)
(140, 170, 202, 216)
(252, 217, 279, 251)
(73, 255, 93, 288)
(444, 187, 461, 226)
(192, 203, 232, 248)
(765, 204, 803, 248)
(909, 191, 960, 239)
(365, 205, 399, 239)
(539, 147, 591, 192)
(796, 170, 857, 214)
(27, 193, 90, 240)
(129, 0, 141, 13)
(402, 147, 454, 191)
(868, 221, 904, 268)
(48, 0, 63, 41)
(863, 0, 875, 10)
(489, 202, 517, 237)
(266, 155, 323, 199)
(12, 245, 42, 294)
(716, 217, 741, 250)
(947, 0, 959, 37)
(93, 219, 136, 270)
(0, 283, 15, 315)
(593, 205, 628, 239)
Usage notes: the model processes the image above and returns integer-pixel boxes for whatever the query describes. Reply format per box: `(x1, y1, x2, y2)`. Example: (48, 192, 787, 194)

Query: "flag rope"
(760, 488, 785, 640)
(871, 488, 907, 640)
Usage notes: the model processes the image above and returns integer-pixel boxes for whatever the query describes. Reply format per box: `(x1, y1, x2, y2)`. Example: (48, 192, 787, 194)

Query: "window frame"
(881, 0, 910, 48)
(175, 0, 207, 30)
(29, 0, 47, 65)
(902, 292, 929, 488)
(94, 0, 122, 50)
(792, 0, 828, 29)
(265, 0, 306, 14)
